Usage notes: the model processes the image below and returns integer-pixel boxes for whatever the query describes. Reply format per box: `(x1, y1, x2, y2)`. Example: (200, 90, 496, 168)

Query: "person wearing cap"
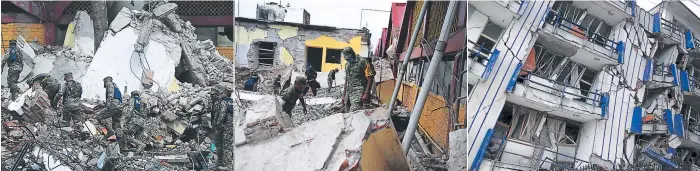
(327, 68, 339, 91)
(211, 82, 234, 170)
(304, 66, 320, 96)
(243, 70, 260, 91)
(2, 40, 25, 100)
(280, 76, 308, 117)
(273, 74, 282, 94)
(97, 76, 124, 138)
(54, 72, 83, 124)
(341, 46, 375, 112)
(121, 91, 147, 153)
(26, 73, 62, 108)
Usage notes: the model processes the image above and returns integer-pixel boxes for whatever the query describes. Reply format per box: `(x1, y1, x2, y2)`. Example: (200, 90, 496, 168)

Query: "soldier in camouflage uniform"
(97, 76, 124, 138)
(212, 82, 234, 170)
(26, 73, 62, 108)
(342, 47, 375, 112)
(2, 40, 24, 100)
(280, 76, 308, 117)
(55, 72, 83, 124)
(121, 91, 147, 153)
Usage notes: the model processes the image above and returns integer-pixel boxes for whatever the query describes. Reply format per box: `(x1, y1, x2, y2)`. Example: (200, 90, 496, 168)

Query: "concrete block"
(110, 7, 132, 33)
(243, 95, 293, 143)
(448, 129, 468, 171)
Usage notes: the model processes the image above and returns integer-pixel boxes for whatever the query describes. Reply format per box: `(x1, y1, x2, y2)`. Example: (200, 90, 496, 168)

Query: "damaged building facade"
(464, 0, 700, 170)
(235, 4, 370, 73)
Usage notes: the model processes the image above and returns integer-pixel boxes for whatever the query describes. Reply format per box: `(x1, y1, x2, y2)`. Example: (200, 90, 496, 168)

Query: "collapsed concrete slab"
(242, 96, 293, 143)
(448, 129, 468, 171)
(236, 107, 409, 170)
(80, 27, 179, 100)
(236, 113, 346, 170)
(71, 11, 95, 57)
(29, 49, 91, 85)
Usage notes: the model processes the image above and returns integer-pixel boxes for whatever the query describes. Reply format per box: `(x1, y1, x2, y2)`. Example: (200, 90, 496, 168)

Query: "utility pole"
(401, 0, 458, 154)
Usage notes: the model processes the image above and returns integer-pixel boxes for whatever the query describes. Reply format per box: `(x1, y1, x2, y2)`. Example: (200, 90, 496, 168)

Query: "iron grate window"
(63, 1, 94, 15)
(171, 1, 233, 16)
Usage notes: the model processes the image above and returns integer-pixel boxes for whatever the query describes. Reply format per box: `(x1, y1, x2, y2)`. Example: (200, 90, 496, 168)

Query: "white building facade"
(466, 1, 700, 170)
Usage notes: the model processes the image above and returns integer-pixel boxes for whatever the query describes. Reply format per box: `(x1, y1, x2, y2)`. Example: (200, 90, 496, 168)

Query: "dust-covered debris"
(2, 2, 234, 170)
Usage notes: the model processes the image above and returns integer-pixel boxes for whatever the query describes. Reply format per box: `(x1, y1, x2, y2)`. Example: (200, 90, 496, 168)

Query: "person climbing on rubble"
(2, 40, 25, 100)
(280, 76, 308, 117)
(121, 91, 147, 153)
(55, 72, 83, 125)
(211, 82, 235, 170)
(273, 74, 282, 94)
(328, 68, 339, 91)
(244, 70, 260, 91)
(97, 76, 124, 139)
(26, 73, 61, 108)
(304, 66, 320, 96)
(341, 46, 375, 112)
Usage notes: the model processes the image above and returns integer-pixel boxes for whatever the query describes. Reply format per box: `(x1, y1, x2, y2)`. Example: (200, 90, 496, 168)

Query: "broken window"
(683, 104, 700, 134)
(549, 1, 585, 27)
(472, 21, 504, 62)
(306, 47, 323, 71)
(258, 42, 276, 66)
(508, 105, 545, 143)
(326, 49, 342, 64)
(532, 44, 599, 100)
(579, 15, 612, 47)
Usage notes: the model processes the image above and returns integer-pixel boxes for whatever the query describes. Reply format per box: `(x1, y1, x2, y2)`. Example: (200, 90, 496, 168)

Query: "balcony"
(644, 62, 679, 90)
(467, 40, 499, 85)
(652, 13, 685, 45)
(686, 35, 700, 57)
(678, 105, 700, 151)
(507, 74, 606, 122)
(468, 0, 522, 28)
(681, 73, 700, 104)
(539, 10, 622, 71)
(570, 1, 633, 26)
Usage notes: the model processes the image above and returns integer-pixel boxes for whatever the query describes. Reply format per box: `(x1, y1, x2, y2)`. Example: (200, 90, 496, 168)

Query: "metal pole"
(386, 1, 429, 117)
(402, 0, 458, 154)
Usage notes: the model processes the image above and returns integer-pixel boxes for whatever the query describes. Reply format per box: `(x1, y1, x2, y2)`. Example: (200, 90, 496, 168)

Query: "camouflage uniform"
(328, 69, 338, 90)
(273, 75, 281, 95)
(59, 76, 83, 122)
(304, 66, 319, 96)
(97, 77, 124, 136)
(212, 82, 234, 170)
(280, 77, 307, 117)
(3, 41, 24, 100)
(27, 73, 61, 108)
(121, 91, 146, 153)
(343, 47, 375, 112)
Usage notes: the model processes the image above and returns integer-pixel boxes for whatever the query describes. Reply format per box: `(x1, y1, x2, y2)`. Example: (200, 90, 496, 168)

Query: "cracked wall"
(235, 21, 364, 72)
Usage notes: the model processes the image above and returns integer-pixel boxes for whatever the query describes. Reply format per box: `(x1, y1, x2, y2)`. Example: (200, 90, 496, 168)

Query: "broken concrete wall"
(71, 11, 96, 57)
(241, 95, 293, 143)
(235, 20, 364, 72)
(448, 129, 468, 171)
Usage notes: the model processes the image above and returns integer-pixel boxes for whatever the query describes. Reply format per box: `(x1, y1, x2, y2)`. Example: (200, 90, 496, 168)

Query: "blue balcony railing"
(544, 10, 621, 59)
(468, 40, 500, 80)
(653, 13, 684, 41)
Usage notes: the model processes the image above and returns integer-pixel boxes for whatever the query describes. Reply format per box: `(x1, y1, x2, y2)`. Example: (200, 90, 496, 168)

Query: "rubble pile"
(2, 2, 235, 170)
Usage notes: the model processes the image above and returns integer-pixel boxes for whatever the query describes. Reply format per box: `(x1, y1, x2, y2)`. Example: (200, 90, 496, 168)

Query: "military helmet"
(64, 72, 73, 78)
(8, 40, 16, 46)
(131, 91, 140, 97)
(294, 76, 307, 87)
(342, 47, 355, 55)
(103, 76, 113, 82)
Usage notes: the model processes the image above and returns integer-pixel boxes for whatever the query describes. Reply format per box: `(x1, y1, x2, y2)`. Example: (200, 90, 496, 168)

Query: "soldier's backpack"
(134, 96, 141, 112)
(222, 97, 234, 116)
(113, 86, 123, 103)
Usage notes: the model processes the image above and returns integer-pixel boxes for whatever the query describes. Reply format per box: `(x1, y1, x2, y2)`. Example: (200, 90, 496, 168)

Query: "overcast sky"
(237, 0, 700, 52)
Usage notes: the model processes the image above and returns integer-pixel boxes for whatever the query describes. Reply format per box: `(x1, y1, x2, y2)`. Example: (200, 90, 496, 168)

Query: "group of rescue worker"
(2, 40, 235, 170)
(270, 46, 376, 117)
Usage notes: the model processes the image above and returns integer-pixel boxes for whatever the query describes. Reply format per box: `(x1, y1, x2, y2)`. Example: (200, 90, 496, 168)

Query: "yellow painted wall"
(235, 25, 267, 44)
(304, 35, 363, 72)
(376, 80, 467, 149)
(1, 23, 46, 54)
(216, 46, 234, 60)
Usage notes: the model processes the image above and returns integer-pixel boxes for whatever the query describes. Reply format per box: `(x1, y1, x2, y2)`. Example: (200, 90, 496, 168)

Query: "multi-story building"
(465, 0, 700, 170)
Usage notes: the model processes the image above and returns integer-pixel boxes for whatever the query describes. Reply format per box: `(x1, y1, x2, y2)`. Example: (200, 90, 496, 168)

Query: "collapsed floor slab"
(448, 129, 468, 171)
(242, 96, 293, 143)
